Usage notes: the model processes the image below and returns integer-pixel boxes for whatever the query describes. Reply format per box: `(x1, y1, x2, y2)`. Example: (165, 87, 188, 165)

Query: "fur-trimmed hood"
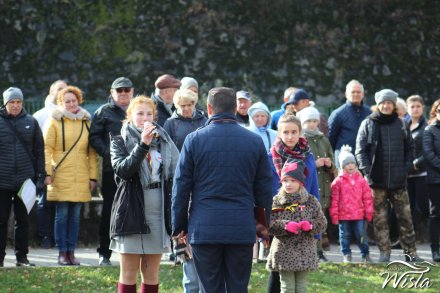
(51, 106, 91, 121)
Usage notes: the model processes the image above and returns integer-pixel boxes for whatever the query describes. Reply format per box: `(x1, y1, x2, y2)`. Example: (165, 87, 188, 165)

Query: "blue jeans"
(54, 202, 82, 252)
(338, 220, 369, 257)
(183, 258, 201, 293)
(36, 190, 55, 240)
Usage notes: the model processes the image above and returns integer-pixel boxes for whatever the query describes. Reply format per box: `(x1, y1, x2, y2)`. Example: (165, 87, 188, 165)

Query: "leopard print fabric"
(266, 187, 327, 272)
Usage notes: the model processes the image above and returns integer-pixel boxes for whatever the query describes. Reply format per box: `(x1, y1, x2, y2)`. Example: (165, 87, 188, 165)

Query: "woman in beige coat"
(44, 86, 97, 265)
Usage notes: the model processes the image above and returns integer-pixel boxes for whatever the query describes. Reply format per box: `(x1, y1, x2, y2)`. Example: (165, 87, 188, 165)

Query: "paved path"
(2, 243, 433, 267)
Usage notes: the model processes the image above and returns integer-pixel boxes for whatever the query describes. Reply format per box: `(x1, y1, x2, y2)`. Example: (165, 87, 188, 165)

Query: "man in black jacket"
(89, 77, 134, 266)
(151, 74, 181, 126)
(0, 87, 45, 267)
(356, 89, 421, 263)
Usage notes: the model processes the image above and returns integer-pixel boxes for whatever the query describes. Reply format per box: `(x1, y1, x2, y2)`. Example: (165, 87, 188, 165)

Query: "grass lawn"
(0, 262, 439, 292)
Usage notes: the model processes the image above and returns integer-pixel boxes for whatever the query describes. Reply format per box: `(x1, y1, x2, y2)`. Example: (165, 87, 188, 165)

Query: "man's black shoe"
(16, 256, 35, 267)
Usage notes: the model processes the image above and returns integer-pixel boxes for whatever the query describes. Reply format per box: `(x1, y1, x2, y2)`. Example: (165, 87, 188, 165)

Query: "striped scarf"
(271, 136, 310, 177)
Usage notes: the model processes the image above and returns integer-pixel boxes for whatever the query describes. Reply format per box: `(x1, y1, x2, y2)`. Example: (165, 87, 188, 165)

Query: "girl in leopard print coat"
(266, 161, 327, 292)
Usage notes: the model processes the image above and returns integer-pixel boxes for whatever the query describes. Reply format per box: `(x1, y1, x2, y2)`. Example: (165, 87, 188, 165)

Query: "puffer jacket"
(247, 102, 278, 152)
(89, 99, 126, 173)
(304, 132, 336, 209)
(423, 120, 440, 184)
(408, 116, 427, 176)
(329, 171, 373, 224)
(266, 187, 327, 272)
(0, 109, 45, 191)
(163, 109, 207, 151)
(45, 107, 98, 202)
(355, 114, 414, 189)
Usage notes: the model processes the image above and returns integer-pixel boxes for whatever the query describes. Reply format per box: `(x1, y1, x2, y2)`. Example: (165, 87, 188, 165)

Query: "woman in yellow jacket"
(44, 86, 97, 266)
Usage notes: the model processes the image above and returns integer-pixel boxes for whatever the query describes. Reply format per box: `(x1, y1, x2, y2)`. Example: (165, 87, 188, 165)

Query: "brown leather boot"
(58, 251, 71, 265)
(67, 251, 80, 265)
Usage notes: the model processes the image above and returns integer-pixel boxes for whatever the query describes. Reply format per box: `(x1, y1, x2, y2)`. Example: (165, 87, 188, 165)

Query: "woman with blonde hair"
(110, 95, 179, 293)
(44, 85, 97, 265)
(163, 89, 207, 151)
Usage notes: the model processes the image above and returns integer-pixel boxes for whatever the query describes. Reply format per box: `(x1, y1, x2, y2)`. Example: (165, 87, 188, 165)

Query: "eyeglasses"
(115, 88, 132, 93)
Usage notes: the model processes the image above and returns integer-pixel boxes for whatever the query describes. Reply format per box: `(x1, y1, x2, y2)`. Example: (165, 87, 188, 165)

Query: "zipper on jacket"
(387, 125, 391, 189)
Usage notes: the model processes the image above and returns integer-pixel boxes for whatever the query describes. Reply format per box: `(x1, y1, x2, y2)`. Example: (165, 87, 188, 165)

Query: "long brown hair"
(428, 99, 440, 124)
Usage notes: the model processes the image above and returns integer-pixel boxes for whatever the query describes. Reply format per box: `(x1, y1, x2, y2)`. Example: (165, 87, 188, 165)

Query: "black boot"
(432, 251, 440, 262)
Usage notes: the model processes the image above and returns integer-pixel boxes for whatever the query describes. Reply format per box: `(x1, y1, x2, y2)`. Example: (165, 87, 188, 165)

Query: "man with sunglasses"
(89, 77, 134, 266)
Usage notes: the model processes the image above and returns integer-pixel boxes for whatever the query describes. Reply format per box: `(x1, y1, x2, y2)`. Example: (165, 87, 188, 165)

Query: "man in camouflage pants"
(356, 89, 422, 262)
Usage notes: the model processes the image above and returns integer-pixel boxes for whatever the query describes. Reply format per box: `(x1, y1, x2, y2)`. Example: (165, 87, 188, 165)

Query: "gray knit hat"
(375, 89, 398, 105)
(3, 87, 23, 105)
(180, 77, 198, 90)
(338, 145, 357, 168)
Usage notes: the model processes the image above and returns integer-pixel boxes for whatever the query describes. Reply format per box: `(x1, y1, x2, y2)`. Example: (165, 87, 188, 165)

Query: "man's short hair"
(406, 95, 424, 105)
(207, 87, 236, 114)
(345, 80, 364, 93)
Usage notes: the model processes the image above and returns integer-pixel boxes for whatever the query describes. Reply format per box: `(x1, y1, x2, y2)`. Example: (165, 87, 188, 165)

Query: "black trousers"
(428, 184, 440, 251)
(0, 189, 29, 260)
(407, 176, 430, 217)
(192, 243, 253, 293)
(97, 171, 117, 259)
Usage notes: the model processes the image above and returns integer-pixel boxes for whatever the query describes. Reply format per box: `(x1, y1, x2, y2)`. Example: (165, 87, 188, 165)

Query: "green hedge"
(1, 0, 439, 109)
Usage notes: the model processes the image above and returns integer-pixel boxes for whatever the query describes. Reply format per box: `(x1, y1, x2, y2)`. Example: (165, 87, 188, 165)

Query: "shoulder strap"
(54, 120, 85, 172)
(2, 116, 36, 172)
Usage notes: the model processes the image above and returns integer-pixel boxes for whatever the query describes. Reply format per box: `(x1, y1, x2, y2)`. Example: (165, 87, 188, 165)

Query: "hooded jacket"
(247, 102, 278, 152)
(329, 171, 373, 223)
(45, 107, 98, 202)
(266, 187, 327, 272)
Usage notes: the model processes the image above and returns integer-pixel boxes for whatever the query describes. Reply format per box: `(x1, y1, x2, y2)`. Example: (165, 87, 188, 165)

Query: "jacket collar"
(206, 113, 237, 125)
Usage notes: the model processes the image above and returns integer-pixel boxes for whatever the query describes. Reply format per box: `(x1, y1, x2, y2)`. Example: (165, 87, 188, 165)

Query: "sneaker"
(16, 256, 35, 267)
(343, 254, 352, 263)
(40, 236, 52, 249)
(318, 251, 329, 262)
(99, 256, 112, 266)
(362, 255, 373, 263)
(378, 251, 391, 263)
(405, 254, 424, 263)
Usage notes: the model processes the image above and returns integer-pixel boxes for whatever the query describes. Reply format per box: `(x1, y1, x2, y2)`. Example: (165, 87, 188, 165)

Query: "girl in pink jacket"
(330, 145, 373, 263)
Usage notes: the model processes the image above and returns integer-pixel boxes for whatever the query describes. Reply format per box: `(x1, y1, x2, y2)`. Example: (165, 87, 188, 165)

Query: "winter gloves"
(285, 220, 313, 234)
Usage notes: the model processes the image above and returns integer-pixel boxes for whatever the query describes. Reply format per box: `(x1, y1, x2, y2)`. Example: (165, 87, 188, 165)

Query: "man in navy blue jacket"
(328, 80, 372, 169)
(172, 87, 273, 293)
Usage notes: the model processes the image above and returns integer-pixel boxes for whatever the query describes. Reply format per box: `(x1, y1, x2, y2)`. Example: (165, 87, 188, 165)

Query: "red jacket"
(329, 171, 373, 224)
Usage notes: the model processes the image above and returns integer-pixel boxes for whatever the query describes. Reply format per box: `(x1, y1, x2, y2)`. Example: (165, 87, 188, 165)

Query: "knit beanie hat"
(180, 77, 198, 90)
(3, 87, 23, 105)
(297, 106, 320, 126)
(280, 160, 306, 185)
(338, 145, 357, 168)
(375, 89, 398, 105)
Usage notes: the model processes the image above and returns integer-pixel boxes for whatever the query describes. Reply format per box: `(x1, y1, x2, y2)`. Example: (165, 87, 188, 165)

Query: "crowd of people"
(0, 76, 439, 293)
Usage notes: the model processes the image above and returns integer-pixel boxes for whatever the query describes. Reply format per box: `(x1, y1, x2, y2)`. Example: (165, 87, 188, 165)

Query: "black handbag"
(109, 135, 150, 239)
